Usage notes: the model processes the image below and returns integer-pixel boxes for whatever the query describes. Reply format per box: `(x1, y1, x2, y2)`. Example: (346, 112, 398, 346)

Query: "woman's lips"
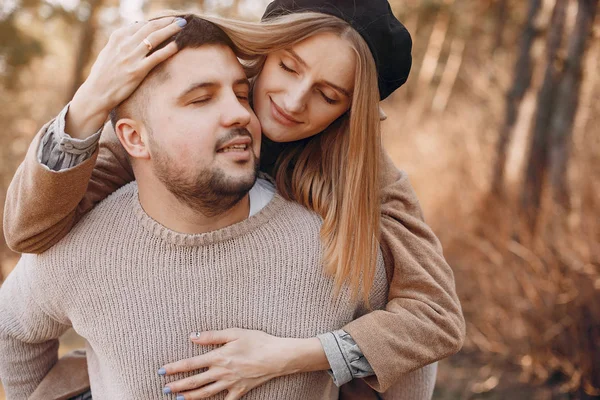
(269, 97, 302, 127)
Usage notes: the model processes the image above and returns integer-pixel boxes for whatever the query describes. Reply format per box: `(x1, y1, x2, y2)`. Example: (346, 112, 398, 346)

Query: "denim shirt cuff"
(37, 103, 102, 171)
(317, 332, 354, 387)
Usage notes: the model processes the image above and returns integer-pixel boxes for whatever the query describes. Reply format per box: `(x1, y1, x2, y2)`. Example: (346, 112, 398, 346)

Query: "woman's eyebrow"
(286, 49, 308, 68)
(322, 81, 352, 98)
(285, 49, 352, 98)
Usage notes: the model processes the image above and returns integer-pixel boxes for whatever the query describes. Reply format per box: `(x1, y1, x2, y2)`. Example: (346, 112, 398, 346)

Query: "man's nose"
(221, 94, 252, 127)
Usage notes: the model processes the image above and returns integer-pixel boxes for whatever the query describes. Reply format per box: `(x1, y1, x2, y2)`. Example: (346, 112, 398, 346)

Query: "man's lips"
(270, 97, 302, 126)
(216, 136, 252, 153)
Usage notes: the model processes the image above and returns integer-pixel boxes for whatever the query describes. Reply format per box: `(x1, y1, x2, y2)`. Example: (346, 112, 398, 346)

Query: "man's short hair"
(109, 15, 237, 129)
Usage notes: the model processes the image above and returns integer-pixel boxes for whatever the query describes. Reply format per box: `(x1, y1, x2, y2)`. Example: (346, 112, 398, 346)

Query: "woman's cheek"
(252, 80, 268, 116)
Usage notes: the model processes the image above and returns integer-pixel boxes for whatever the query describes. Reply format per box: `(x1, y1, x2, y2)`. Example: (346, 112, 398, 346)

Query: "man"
(0, 16, 389, 399)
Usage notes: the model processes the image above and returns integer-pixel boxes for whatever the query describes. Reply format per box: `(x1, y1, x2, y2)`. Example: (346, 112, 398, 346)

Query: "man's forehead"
(164, 44, 246, 86)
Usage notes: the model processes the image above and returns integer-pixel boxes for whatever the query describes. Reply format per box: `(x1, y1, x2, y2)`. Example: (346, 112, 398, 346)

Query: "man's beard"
(150, 129, 259, 217)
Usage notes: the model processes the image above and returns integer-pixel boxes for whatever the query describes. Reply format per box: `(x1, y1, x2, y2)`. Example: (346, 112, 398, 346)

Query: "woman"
(4, 1, 464, 399)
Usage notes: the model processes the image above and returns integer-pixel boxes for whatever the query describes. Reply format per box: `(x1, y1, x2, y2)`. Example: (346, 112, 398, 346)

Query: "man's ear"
(114, 118, 151, 160)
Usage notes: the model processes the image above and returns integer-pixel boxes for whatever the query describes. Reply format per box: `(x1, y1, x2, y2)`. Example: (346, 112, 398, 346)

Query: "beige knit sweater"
(0, 182, 392, 399)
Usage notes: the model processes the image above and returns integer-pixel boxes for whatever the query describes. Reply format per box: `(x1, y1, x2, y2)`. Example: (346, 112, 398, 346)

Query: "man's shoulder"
(90, 181, 138, 214)
(80, 181, 137, 221)
(44, 182, 138, 254)
(267, 192, 323, 231)
(253, 174, 319, 222)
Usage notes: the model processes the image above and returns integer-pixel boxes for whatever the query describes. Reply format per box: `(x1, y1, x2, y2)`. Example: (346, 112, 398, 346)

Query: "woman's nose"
(283, 82, 309, 114)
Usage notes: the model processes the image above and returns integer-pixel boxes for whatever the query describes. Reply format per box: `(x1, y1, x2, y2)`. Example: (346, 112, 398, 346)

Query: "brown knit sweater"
(3, 120, 465, 392)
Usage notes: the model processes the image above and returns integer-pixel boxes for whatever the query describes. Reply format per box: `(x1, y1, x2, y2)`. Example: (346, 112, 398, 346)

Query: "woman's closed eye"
(278, 59, 339, 104)
(318, 90, 338, 105)
(279, 61, 297, 74)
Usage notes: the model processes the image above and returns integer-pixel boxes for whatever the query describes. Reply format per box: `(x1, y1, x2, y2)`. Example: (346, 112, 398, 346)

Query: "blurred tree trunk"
(491, 0, 541, 196)
(493, 0, 509, 52)
(520, 0, 567, 234)
(548, 0, 599, 210)
(409, 2, 454, 122)
(432, 0, 482, 113)
(67, 0, 103, 102)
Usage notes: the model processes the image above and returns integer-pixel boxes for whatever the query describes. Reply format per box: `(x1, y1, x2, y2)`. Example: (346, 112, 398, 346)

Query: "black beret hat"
(262, 0, 412, 100)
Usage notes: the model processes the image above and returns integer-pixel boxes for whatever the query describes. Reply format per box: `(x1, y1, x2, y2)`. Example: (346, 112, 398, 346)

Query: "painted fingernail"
(190, 331, 201, 339)
(177, 395, 185, 400)
(175, 17, 187, 27)
(157, 367, 166, 375)
(163, 387, 172, 394)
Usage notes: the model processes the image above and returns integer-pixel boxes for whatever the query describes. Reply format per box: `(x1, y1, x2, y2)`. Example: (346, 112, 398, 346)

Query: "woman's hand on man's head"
(66, 17, 186, 139)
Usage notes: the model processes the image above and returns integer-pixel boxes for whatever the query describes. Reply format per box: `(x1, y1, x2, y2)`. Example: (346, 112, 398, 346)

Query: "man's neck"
(136, 178, 250, 235)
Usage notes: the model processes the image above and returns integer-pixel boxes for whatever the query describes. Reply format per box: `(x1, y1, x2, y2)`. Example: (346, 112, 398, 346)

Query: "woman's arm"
(4, 116, 133, 253)
(342, 150, 466, 392)
(339, 362, 438, 400)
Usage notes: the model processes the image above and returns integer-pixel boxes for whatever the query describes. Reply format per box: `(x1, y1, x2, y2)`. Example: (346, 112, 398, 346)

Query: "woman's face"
(252, 32, 356, 142)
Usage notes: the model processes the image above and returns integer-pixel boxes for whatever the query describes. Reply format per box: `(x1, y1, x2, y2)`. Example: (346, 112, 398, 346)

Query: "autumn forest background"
(0, 0, 599, 399)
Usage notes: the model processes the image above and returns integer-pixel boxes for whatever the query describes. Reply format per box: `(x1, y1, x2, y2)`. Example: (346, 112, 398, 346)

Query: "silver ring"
(143, 38, 153, 51)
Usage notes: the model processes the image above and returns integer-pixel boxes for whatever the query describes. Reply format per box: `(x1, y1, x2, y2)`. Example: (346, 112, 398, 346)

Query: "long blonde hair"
(169, 12, 382, 303)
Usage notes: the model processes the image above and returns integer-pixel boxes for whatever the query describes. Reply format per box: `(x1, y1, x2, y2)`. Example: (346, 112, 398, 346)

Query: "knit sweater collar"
(130, 182, 287, 247)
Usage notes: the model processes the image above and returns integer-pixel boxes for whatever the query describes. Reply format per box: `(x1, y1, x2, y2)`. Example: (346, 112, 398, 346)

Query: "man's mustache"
(214, 128, 253, 152)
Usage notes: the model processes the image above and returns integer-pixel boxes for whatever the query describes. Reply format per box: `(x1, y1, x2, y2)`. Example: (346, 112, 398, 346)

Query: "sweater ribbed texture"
(0, 182, 391, 399)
